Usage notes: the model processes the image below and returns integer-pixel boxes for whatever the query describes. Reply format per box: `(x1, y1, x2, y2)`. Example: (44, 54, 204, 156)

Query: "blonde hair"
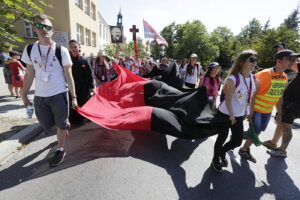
(32, 13, 49, 24)
(229, 49, 257, 76)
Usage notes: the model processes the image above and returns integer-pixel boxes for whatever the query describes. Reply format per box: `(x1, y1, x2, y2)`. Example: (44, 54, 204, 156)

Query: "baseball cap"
(208, 62, 220, 68)
(273, 42, 286, 49)
(190, 53, 197, 58)
(275, 49, 300, 59)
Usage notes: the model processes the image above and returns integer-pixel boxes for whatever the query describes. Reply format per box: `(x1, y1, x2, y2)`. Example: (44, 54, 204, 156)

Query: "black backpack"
(26, 43, 63, 67)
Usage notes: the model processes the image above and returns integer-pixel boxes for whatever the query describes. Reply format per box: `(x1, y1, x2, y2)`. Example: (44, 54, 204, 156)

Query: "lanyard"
(242, 74, 252, 103)
(38, 42, 53, 71)
(191, 64, 197, 75)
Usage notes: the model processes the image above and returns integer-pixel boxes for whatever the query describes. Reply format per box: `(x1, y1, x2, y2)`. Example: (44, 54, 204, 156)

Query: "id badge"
(101, 75, 105, 81)
(208, 96, 213, 100)
(40, 71, 50, 82)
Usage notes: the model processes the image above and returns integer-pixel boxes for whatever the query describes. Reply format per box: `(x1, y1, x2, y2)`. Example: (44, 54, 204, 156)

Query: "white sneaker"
(267, 149, 287, 158)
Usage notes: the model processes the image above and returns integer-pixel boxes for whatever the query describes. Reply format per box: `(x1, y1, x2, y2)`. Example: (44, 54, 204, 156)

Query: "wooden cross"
(130, 25, 139, 41)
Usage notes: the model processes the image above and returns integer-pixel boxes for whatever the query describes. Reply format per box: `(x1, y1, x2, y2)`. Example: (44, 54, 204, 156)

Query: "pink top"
(200, 76, 220, 97)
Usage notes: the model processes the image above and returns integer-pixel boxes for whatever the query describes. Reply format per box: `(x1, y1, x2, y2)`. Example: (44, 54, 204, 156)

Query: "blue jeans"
(252, 111, 271, 135)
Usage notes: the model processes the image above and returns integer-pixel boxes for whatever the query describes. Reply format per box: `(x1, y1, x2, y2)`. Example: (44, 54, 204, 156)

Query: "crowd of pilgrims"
(77, 47, 224, 119)
(6, 38, 297, 173)
(71, 39, 300, 173)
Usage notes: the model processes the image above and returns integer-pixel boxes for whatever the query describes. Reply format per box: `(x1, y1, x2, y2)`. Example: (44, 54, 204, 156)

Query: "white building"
(98, 12, 111, 52)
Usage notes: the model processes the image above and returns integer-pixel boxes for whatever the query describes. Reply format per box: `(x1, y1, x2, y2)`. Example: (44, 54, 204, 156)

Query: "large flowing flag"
(143, 19, 168, 47)
(76, 63, 229, 139)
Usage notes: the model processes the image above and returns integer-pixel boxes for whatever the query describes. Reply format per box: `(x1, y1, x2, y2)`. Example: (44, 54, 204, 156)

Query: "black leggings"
(213, 112, 244, 161)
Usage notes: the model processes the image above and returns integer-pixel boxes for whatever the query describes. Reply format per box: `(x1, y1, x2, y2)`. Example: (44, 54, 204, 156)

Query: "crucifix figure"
(130, 25, 139, 58)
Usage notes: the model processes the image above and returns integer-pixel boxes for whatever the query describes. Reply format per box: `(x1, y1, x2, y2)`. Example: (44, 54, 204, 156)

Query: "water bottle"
(26, 104, 34, 119)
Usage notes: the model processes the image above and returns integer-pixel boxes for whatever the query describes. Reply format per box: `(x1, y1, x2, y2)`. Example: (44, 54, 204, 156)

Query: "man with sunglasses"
(267, 61, 300, 158)
(21, 13, 77, 167)
(239, 50, 297, 163)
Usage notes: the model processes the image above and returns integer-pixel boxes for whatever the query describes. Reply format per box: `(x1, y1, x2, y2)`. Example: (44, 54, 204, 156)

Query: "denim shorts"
(34, 92, 69, 130)
(252, 111, 272, 134)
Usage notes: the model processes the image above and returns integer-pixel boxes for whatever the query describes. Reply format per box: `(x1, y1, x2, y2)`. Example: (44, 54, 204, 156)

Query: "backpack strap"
(55, 44, 63, 68)
(233, 73, 240, 88)
(26, 43, 34, 62)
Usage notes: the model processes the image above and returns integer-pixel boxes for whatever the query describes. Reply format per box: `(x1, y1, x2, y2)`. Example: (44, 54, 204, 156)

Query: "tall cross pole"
(130, 25, 139, 59)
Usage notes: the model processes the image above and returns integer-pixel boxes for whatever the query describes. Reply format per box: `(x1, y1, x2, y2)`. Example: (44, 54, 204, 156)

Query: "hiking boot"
(211, 159, 222, 172)
(267, 149, 287, 158)
(50, 150, 66, 167)
(220, 155, 228, 167)
(263, 140, 277, 150)
(238, 148, 257, 163)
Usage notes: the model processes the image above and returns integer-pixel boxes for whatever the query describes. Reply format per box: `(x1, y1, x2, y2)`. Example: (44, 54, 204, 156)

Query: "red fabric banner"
(76, 63, 153, 130)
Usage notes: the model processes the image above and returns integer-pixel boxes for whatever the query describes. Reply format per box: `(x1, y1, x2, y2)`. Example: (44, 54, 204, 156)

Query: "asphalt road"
(0, 118, 300, 200)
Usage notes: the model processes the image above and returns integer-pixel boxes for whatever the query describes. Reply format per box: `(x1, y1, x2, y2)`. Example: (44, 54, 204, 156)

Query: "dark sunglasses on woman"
(248, 57, 258, 63)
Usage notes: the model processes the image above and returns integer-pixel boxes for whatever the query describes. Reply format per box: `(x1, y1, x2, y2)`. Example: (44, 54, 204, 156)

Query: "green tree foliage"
(282, 6, 300, 32)
(256, 26, 300, 68)
(151, 7, 300, 69)
(0, 0, 51, 43)
(160, 22, 177, 58)
(210, 27, 235, 68)
(175, 20, 219, 65)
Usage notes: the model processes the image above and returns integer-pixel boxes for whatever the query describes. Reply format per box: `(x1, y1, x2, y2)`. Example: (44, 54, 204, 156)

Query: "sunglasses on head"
(248, 57, 258, 63)
(34, 23, 52, 31)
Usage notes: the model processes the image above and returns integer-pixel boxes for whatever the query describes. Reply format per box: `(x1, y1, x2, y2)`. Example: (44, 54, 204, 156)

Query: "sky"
(99, 0, 300, 42)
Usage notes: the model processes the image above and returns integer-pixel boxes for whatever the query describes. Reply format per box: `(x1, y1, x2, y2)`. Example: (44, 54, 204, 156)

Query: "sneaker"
(211, 159, 222, 172)
(238, 148, 257, 163)
(220, 155, 228, 167)
(267, 149, 287, 158)
(263, 140, 277, 150)
(50, 150, 66, 167)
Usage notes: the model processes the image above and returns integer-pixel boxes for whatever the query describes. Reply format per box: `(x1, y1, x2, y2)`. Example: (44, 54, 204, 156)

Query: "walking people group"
(2, 11, 298, 170)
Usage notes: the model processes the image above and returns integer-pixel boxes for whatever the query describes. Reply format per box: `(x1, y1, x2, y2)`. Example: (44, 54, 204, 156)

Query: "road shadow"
(0, 104, 25, 113)
(0, 90, 34, 103)
(0, 122, 204, 193)
(265, 157, 300, 200)
(187, 152, 271, 200)
(0, 124, 32, 142)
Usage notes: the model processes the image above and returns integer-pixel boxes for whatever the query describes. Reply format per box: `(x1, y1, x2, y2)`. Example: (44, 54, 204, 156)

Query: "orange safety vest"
(254, 68, 288, 113)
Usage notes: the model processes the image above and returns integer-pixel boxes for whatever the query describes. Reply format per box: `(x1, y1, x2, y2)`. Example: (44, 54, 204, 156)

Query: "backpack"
(26, 43, 63, 67)
(219, 73, 256, 103)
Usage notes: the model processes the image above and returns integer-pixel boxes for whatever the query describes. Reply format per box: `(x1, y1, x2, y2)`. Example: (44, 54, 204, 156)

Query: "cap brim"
(291, 53, 300, 57)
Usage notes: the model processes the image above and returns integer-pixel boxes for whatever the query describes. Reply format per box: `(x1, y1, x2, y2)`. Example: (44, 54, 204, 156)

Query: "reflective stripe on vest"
(254, 75, 287, 113)
(254, 104, 273, 113)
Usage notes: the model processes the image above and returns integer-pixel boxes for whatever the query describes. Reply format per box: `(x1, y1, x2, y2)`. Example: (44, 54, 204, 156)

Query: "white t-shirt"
(218, 73, 256, 117)
(21, 41, 72, 97)
(132, 61, 141, 75)
(184, 64, 202, 84)
(124, 60, 133, 71)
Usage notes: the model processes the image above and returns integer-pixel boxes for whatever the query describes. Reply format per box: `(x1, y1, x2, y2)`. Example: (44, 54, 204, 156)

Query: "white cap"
(190, 53, 197, 58)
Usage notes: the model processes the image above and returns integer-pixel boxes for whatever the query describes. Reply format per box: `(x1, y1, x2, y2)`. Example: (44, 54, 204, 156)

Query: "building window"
(85, 28, 91, 46)
(75, 0, 80, 6)
(91, 3, 96, 20)
(77, 24, 84, 44)
(92, 32, 96, 47)
(84, 0, 90, 15)
(24, 21, 38, 38)
(99, 23, 102, 38)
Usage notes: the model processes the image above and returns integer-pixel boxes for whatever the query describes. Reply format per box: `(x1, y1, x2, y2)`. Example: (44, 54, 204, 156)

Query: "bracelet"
(71, 95, 77, 99)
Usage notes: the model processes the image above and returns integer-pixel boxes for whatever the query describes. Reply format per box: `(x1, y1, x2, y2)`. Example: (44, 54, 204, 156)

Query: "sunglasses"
(34, 23, 52, 31)
(248, 57, 258, 63)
